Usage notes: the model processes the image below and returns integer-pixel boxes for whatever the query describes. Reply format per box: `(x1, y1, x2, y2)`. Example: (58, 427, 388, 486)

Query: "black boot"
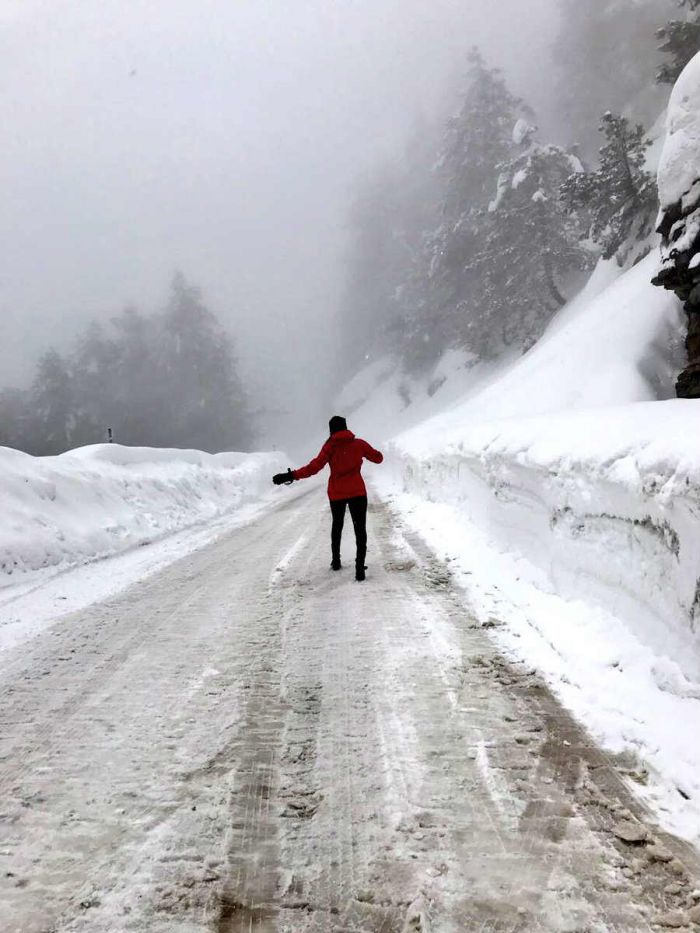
(331, 557, 342, 571)
(355, 562, 366, 582)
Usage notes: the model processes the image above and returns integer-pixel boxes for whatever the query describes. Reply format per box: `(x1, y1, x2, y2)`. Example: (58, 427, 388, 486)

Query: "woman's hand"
(272, 469, 296, 486)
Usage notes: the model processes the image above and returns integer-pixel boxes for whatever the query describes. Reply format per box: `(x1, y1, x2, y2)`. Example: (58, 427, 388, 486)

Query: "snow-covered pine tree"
(439, 48, 529, 221)
(561, 112, 656, 264)
(397, 227, 443, 375)
(657, 0, 700, 84)
(425, 49, 530, 362)
(466, 122, 592, 356)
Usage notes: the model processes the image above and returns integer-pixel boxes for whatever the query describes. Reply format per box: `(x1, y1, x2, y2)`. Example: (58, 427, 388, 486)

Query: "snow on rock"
(657, 51, 700, 211)
(0, 444, 285, 582)
(654, 50, 700, 399)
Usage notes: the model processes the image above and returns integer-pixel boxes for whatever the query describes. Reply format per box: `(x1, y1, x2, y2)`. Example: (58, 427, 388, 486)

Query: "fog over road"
(0, 489, 697, 932)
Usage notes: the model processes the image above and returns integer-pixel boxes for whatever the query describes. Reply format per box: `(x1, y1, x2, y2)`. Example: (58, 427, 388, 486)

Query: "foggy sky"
(0, 0, 558, 449)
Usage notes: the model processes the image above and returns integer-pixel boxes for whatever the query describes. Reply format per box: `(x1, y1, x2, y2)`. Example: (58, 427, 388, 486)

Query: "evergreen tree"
(0, 388, 30, 451)
(395, 229, 440, 374)
(0, 275, 253, 456)
(70, 322, 119, 447)
(108, 306, 162, 446)
(467, 123, 592, 355)
(424, 49, 530, 364)
(657, 0, 700, 84)
(160, 273, 251, 452)
(561, 112, 656, 264)
(439, 48, 529, 221)
(30, 349, 74, 455)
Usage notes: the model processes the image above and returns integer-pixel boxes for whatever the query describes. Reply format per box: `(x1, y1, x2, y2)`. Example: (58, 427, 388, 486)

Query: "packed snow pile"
(0, 444, 286, 582)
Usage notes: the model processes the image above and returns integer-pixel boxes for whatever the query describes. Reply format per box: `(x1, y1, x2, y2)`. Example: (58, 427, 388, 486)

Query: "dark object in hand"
(272, 469, 296, 486)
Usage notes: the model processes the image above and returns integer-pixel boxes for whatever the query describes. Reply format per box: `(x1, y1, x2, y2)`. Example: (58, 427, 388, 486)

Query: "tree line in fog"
(0, 274, 251, 456)
(338, 0, 693, 379)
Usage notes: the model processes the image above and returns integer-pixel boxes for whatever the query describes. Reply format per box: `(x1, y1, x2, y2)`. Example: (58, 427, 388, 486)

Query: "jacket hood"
(328, 429, 355, 444)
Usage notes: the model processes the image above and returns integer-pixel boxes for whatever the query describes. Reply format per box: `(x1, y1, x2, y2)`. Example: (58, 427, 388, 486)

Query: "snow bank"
(386, 400, 700, 679)
(0, 444, 285, 582)
(372, 252, 700, 842)
(383, 254, 693, 676)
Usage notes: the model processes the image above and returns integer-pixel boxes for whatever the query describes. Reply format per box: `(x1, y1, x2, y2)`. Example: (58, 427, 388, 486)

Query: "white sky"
(0, 0, 558, 446)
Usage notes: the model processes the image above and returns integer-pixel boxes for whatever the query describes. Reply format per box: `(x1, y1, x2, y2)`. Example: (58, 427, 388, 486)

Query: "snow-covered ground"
(0, 443, 288, 652)
(342, 252, 700, 847)
(2, 487, 696, 932)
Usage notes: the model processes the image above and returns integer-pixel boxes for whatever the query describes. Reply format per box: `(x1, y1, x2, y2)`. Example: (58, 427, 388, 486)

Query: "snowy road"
(0, 489, 698, 932)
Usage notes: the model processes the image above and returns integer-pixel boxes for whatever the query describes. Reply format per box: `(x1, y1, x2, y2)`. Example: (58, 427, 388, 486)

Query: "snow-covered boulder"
(653, 50, 700, 397)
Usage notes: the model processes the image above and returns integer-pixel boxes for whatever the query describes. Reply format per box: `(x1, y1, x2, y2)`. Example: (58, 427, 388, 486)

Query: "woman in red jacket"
(272, 416, 383, 581)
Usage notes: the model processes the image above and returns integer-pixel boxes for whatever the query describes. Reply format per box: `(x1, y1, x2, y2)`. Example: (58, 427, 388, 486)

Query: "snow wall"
(0, 444, 286, 581)
(385, 401, 700, 681)
(354, 254, 700, 680)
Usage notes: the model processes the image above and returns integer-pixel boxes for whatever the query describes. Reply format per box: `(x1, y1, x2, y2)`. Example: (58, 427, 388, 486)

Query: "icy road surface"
(0, 489, 698, 932)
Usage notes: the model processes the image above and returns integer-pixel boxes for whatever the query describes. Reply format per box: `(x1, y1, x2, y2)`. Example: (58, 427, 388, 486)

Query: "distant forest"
(3, 0, 697, 456)
(338, 0, 693, 378)
(0, 274, 252, 456)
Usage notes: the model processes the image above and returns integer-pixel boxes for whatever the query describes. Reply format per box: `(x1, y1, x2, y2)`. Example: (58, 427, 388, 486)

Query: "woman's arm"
(360, 440, 383, 464)
(293, 443, 330, 480)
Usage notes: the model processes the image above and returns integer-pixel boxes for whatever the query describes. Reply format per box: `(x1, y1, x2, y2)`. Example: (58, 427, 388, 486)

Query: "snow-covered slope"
(0, 444, 285, 582)
(347, 255, 684, 442)
(342, 253, 700, 844)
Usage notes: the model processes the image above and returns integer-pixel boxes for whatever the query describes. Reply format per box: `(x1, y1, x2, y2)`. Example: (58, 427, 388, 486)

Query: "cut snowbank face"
(382, 399, 700, 842)
(0, 444, 286, 582)
(388, 400, 700, 679)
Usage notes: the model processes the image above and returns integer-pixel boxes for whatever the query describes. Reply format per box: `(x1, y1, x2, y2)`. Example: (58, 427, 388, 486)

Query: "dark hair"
(329, 415, 347, 435)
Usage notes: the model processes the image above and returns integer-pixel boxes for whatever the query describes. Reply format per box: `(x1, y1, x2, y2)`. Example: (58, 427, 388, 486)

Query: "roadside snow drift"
(0, 444, 285, 582)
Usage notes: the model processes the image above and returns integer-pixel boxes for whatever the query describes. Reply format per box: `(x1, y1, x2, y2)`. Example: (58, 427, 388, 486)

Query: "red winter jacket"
(293, 430, 383, 501)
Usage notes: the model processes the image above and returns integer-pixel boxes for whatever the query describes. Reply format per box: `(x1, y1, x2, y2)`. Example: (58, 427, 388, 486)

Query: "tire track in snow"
(0, 489, 698, 931)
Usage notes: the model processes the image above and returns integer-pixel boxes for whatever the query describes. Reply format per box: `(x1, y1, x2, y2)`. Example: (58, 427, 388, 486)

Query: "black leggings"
(330, 496, 368, 566)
